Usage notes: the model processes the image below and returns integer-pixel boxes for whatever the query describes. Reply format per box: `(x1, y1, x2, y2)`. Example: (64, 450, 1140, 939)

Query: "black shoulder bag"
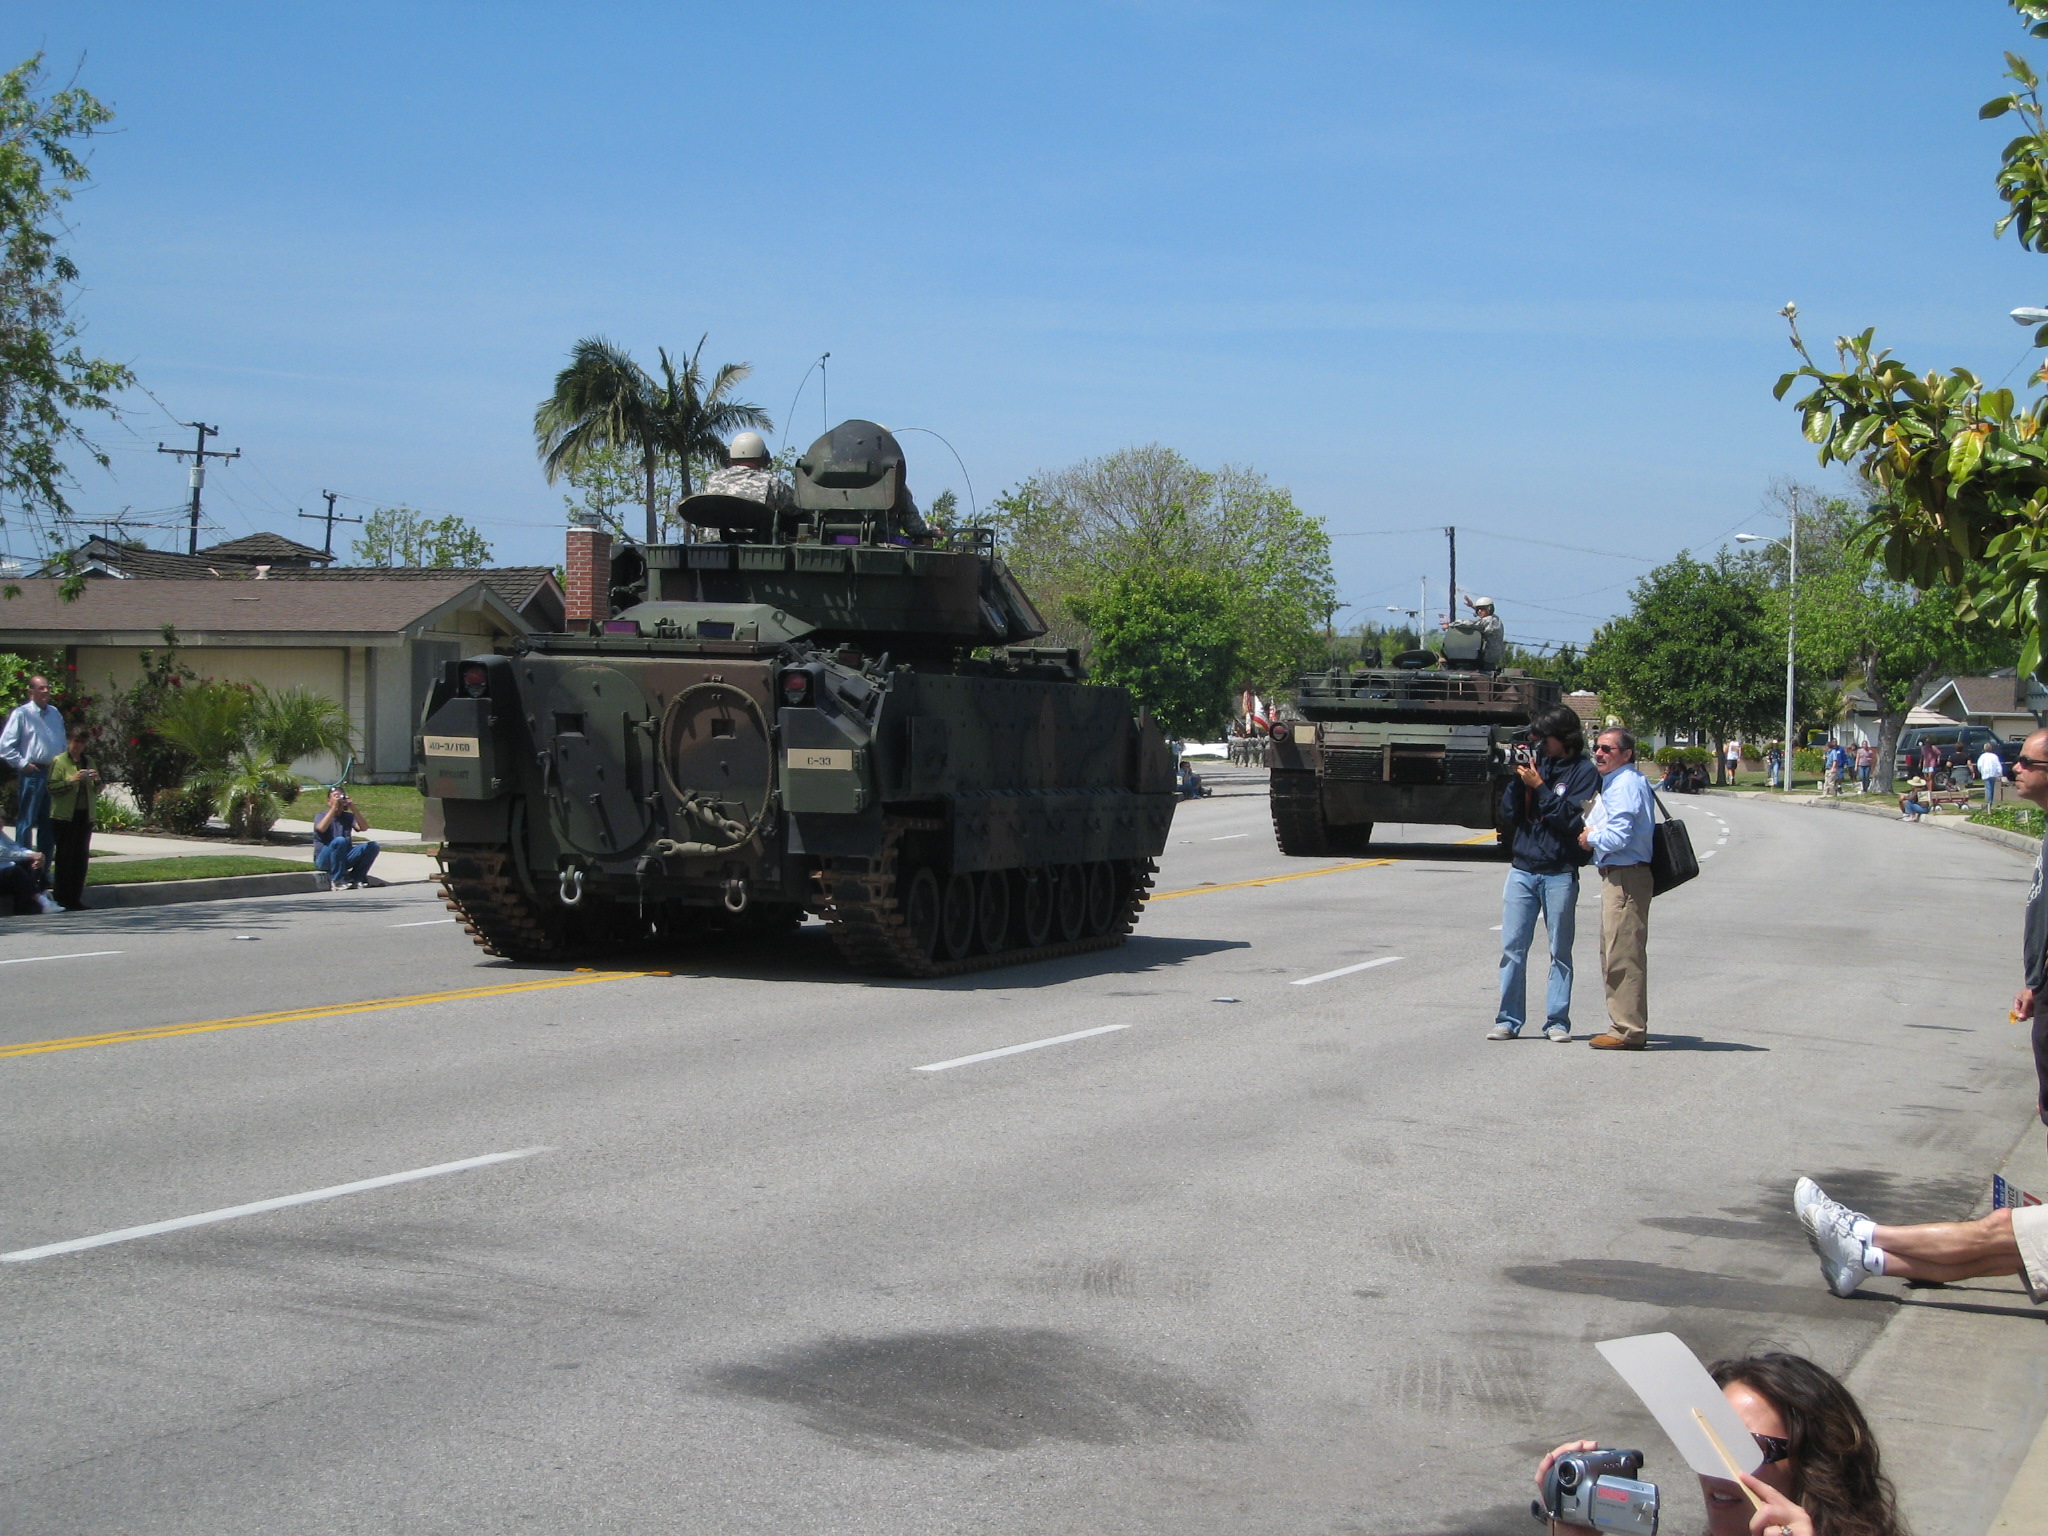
(1649, 791, 1699, 896)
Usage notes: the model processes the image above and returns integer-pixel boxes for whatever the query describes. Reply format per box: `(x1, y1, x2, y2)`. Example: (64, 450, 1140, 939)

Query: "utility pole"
(300, 490, 362, 559)
(156, 422, 240, 555)
(1445, 525, 1457, 619)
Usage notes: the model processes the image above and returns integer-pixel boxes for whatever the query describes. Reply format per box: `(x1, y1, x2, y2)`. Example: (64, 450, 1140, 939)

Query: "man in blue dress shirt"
(0, 675, 67, 861)
(1578, 726, 1655, 1050)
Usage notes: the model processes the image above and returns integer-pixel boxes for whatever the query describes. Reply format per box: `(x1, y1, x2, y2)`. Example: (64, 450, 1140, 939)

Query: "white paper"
(1595, 1332, 1763, 1480)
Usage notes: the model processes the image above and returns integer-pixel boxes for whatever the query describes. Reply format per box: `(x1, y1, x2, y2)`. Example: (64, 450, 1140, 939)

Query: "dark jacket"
(1499, 752, 1601, 874)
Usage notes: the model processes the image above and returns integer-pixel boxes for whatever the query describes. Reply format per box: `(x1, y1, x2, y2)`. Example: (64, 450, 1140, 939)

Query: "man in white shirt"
(1979, 744, 2009, 812)
(0, 675, 68, 859)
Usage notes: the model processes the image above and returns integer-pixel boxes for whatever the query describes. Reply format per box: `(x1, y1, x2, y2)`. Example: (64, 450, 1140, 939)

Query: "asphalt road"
(2, 772, 2038, 1535)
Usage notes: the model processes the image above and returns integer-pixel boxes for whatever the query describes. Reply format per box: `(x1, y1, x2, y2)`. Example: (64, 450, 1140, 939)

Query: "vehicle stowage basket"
(1649, 793, 1698, 896)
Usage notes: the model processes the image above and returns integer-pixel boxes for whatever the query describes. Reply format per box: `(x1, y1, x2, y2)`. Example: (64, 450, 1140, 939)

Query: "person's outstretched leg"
(1796, 1177, 2035, 1295)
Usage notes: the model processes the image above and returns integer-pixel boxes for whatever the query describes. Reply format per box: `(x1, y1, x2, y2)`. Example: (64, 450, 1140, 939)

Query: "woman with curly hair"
(1535, 1351, 1906, 1536)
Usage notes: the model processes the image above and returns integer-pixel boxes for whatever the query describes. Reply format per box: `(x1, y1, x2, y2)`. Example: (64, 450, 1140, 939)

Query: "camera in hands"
(1533, 1448, 1658, 1534)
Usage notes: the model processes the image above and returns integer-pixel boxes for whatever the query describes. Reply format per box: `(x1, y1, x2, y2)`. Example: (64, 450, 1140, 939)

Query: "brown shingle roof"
(198, 532, 332, 565)
(1930, 675, 2026, 716)
(0, 578, 515, 637)
(266, 565, 557, 607)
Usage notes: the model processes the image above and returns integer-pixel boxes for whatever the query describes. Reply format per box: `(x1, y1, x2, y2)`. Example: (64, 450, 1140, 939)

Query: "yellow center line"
(1151, 831, 1498, 901)
(0, 970, 656, 1062)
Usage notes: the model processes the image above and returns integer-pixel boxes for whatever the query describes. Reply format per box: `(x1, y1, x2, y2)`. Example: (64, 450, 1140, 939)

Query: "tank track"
(816, 815, 1155, 978)
(1270, 773, 1372, 857)
(437, 844, 625, 962)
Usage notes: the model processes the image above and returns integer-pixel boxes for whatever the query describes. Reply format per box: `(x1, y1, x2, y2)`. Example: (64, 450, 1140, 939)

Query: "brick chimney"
(564, 520, 611, 630)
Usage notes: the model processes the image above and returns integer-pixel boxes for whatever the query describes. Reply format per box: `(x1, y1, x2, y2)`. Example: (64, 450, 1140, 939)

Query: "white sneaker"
(34, 892, 60, 914)
(1545, 1025, 1571, 1043)
(1485, 1024, 1519, 1040)
(1795, 1178, 1873, 1296)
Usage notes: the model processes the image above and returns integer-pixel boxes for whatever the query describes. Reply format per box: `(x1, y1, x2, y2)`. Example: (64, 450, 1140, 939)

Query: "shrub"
(1794, 747, 1825, 774)
(92, 796, 142, 832)
(1969, 804, 2044, 837)
(150, 785, 211, 835)
(97, 631, 197, 810)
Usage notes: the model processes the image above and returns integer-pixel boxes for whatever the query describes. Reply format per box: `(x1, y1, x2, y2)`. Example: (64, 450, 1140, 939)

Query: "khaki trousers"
(1598, 863, 1653, 1043)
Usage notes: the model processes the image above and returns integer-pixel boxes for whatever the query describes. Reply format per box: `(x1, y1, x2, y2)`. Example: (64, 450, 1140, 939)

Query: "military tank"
(1265, 625, 1560, 855)
(419, 420, 1178, 976)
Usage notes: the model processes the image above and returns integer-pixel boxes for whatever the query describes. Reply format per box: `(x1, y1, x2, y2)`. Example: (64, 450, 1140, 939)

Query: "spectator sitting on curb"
(1898, 778, 1932, 822)
(0, 823, 57, 914)
(1534, 1351, 1904, 1536)
(1796, 1177, 2047, 1304)
(312, 788, 379, 890)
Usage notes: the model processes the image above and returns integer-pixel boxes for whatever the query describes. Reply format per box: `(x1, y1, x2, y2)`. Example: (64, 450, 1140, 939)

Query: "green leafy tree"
(351, 506, 494, 566)
(0, 56, 133, 555)
(1072, 568, 1241, 737)
(534, 335, 769, 544)
(1773, 2, 2048, 673)
(988, 446, 1335, 697)
(556, 443, 679, 539)
(1583, 554, 1787, 769)
(1725, 483, 2016, 789)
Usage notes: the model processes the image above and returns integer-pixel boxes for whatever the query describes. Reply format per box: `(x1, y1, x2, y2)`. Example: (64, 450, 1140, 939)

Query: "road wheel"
(1083, 861, 1117, 936)
(902, 866, 942, 959)
(1018, 868, 1054, 948)
(939, 870, 977, 961)
(977, 870, 1012, 952)
(1053, 863, 1087, 942)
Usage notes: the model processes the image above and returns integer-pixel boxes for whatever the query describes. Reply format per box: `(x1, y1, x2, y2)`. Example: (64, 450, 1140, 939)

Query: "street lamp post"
(1737, 511, 1799, 792)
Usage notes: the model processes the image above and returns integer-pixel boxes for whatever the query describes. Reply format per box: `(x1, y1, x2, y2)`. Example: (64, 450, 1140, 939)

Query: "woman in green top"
(47, 723, 97, 910)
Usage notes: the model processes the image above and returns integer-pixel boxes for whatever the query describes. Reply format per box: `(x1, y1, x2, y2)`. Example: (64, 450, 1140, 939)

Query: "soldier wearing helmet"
(1444, 594, 1506, 670)
(700, 430, 794, 513)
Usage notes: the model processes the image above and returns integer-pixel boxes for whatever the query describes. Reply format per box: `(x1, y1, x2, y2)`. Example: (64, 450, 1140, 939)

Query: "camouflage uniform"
(702, 464, 793, 510)
(1471, 612, 1504, 669)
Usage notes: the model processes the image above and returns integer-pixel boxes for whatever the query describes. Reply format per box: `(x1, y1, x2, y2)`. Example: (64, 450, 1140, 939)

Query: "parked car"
(1893, 724, 2023, 780)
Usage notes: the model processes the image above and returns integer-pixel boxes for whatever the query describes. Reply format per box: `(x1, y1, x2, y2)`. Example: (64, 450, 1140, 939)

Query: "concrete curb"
(82, 870, 332, 908)
(1801, 794, 2042, 858)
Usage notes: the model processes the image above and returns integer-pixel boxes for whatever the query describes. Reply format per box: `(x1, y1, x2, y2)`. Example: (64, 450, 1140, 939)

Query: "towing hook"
(721, 874, 750, 914)
(559, 865, 585, 907)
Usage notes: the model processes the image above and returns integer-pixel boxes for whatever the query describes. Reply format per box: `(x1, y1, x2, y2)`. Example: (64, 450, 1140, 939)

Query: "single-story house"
(0, 577, 532, 783)
(1919, 672, 2043, 738)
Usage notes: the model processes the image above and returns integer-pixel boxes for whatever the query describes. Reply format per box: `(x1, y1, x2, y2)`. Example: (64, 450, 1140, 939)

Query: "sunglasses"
(1752, 1432, 1791, 1466)
(1592, 744, 1626, 755)
(2015, 756, 2048, 771)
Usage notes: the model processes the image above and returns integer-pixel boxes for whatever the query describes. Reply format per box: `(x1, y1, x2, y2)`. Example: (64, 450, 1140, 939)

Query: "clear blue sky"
(12, 2, 2045, 650)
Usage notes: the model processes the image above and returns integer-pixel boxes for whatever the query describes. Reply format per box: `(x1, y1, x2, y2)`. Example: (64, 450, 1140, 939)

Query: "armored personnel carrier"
(1265, 626, 1560, 855)
(419, 420, 1177, 976)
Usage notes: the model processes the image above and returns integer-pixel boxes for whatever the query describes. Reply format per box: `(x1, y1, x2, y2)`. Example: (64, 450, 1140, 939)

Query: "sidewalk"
(1847, 1118, 2048, 1536)
(90, 819, 438, 886)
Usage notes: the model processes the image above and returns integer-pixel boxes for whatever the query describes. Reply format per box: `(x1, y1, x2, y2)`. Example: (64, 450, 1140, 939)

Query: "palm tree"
(535, 336, 771, 543)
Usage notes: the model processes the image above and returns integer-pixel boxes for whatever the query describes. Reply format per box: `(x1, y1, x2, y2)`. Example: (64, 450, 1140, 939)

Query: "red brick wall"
(565, 525, 611, 628)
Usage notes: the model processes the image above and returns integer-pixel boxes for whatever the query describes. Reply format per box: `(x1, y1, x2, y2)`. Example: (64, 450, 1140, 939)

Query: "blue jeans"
(1988, 778, 2000, 811)
(13, 766, 51, 859)
(1497, 866, 1579, 1034)
(316, 839, 379, 885)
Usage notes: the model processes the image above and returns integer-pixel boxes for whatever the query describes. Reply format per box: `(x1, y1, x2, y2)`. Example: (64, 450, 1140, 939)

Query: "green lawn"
(301, 782, 424, 833)
(88, 855, 310, 886)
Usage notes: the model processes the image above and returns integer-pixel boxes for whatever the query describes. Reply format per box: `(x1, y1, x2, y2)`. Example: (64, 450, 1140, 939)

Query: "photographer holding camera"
(1532, 1353, 1903, 1536)
(312, 787, 379, 890)
(1487, 704, 1600, 1042)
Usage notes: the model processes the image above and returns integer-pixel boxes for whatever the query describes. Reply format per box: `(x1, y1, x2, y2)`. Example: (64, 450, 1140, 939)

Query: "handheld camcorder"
(1531, 1448, 1658, 1534)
